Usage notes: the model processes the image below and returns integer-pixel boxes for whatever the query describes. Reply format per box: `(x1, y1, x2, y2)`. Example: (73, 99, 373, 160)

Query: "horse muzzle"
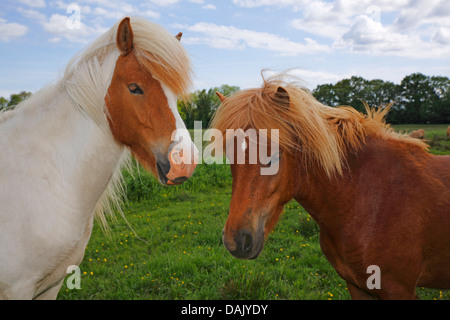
(222, 224, 265, 260)
(156, 140, 198, 185)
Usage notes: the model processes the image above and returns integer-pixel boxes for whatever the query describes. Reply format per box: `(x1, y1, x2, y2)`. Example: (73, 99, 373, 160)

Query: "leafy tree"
(8, 91, 31, 107)
(177, 84, 239, 128)
(0, 91, 32, 112)
(313, 73, 450, 124)
(428, 76, 450, 123)
(177, 98, 195, 129)
(0, 97, 8, 111)
(196, 89, 215, 126)
(398, 73, 435, 123)
(314, 76, 374, 112)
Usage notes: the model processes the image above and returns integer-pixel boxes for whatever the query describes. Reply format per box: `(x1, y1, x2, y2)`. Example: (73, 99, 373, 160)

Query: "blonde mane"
(62, 16, 192, 123)
(210, 73, 429, 178)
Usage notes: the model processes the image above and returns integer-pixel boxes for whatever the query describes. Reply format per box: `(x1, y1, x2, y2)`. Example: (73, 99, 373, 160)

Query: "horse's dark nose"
(227, 230, 254, 259)
(156, 159, 171, 184)
(155, 141, 198, 185)
(241, 232, 253, 254)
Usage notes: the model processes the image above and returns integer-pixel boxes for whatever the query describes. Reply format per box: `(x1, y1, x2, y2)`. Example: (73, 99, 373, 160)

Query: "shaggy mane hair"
(210, 72, 428, 178)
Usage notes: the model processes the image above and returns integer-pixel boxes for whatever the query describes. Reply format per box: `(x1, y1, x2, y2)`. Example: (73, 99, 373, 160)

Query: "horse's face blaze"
(106, 53, 176, 179)
(105, 17, 197, 185)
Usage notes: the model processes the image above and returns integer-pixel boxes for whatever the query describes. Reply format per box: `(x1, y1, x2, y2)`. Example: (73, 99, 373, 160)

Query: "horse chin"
(167, 176, 189, 185)
(158, 175, 188, 186)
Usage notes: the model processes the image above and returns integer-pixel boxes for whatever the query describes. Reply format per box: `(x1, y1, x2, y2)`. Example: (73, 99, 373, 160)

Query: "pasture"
(393, 124, 450, 155)
(58, 125, 450, 300)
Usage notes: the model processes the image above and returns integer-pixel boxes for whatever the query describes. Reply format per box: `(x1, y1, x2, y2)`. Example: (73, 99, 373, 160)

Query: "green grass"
(58, 125, 450, 300)
(392, 123, 450, 155)
(59, 189, 353, 300)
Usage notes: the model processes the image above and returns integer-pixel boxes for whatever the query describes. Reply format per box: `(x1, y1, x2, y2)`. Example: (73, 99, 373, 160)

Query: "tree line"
(178, 73, 450, 127)
(0, 91, 31, 111)
(2, 73, 449, 126)
(177, 84, 240, 129)
(313, 73, 450, 124)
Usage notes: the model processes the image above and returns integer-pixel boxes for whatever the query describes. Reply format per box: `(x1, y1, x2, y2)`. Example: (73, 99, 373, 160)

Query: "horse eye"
(262, 151, 282, 167)
(128, 83, 143, 95)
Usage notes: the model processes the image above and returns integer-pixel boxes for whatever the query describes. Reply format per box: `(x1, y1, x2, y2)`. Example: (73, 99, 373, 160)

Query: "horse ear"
(215, 91, 226, 102)
(117, 17, 133, 56)
(274, 86, 290, 109)
(175, 32, 183, 41)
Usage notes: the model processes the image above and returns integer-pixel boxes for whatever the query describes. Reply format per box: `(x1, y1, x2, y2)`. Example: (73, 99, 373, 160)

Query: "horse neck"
(292, 135, 427, 227)
(10, 84, 124, 225)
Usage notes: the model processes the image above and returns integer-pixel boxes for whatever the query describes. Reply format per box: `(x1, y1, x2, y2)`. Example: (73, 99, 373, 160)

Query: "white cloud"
(53, 0, 91, 14)
(233, 0, 303, 9)
(41, 14, 106, 44)
(147, 0, 207, 6)
(285, 0, 450, 58)
(290, 69, 352, 88)
(18, 1, 161, 44)
(335, 15, 411, 53)
(17, 7, 47, 22)
(334, 12, 450, 58)
(289, 0, 407, 40)
(433, 27, 450, 45)
(232, 0, 450, 58)
(180, 22, 330, 55)
(0, 18, 28, 42)
(203, 4, 216, 10)
(86, 1, 160, 20)
(264, 68, 352, 90)
(234, 0, 409, 12)
(148, 0, 180, 6)
(391, 0, 446, 31)
(93, 7, 127, 19)
(141, 10, 161, 19)
(19, 0, 46, 8)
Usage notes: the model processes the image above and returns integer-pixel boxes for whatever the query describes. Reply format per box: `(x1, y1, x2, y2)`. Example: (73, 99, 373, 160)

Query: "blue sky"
(1, 0, 450, 98)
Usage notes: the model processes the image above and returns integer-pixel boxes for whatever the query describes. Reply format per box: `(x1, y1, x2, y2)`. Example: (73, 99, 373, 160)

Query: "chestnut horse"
(212, 73, 450, 300)
(0, 17, 198, 299)
(409, 129, 425, 139)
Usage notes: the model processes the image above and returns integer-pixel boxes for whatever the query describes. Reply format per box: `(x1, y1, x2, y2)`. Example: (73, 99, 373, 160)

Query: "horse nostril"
(242, 232, 253, 253)
(156, 160, 170, 177)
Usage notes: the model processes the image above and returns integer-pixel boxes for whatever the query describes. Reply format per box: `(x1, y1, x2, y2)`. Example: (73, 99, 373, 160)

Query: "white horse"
(0, 17, 198, 299)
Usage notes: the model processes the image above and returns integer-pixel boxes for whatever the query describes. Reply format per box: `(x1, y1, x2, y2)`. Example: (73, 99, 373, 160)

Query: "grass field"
(393, 123, 450, 155)
(58, 125, 450, 300)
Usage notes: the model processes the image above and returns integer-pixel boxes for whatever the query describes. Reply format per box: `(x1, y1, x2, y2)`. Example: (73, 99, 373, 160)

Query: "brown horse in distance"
(409, 129, 425, 139)
(211, 73, 450, 300)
